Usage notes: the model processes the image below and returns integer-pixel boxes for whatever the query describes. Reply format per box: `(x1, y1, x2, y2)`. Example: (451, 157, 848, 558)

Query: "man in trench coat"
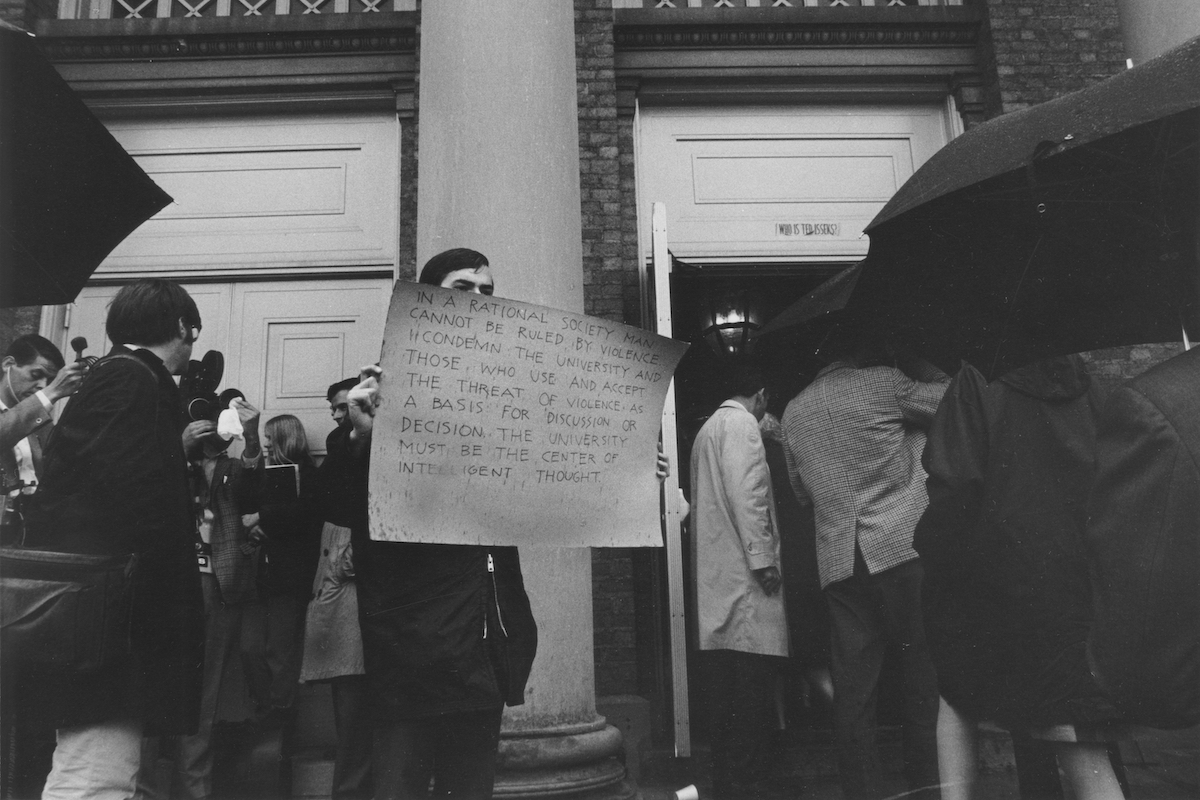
(690, 364, 788, 800)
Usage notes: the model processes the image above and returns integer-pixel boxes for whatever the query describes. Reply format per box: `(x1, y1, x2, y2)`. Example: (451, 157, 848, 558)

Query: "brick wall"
(981, 0, 1127, 114)
(575, 0, 641, 698)
(399, 19, 420, 283)
(0, 308, 44, 355)
(576, 0, 623, 323)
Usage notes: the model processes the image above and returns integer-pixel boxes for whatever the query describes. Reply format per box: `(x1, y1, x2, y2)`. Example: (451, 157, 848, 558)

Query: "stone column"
(1114, 0, 1200, 64)
(416, 4, 634, 798)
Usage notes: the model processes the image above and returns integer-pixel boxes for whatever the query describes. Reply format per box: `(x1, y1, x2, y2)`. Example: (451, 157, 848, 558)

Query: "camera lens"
(188, 397, 212, 422)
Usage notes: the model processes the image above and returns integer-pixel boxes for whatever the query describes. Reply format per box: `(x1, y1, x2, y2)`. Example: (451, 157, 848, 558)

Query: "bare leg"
(1054, 743, 1124, 800)
(937, 697, 977, 800)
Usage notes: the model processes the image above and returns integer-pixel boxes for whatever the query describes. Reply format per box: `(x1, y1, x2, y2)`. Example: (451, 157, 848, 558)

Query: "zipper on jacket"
(487, 552, 509, 638)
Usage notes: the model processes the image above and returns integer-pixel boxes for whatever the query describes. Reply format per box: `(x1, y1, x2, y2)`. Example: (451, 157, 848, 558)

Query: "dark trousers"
(825, 557, 940, 800)
(241, 594, 308, 712)
(372, 707, 504, 800)
(173, 574, 245, 800)
(330, 676, 373, 800)
(0, 662, 55, 799)
(702, 648, 779, 794)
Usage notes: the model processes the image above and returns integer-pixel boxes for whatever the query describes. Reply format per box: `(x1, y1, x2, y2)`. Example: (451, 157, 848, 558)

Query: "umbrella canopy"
(791, 34, 1200, 380)
(756, 262, 863, 338)
(0, 22, 172, 308)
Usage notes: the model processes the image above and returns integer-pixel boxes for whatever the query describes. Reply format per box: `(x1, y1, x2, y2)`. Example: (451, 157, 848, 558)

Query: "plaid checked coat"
(781, 362, 948, 589)
(196, 452, 258, 605)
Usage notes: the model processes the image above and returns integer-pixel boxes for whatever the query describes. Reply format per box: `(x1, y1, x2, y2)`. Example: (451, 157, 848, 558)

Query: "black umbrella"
(766, 34, 1200, 380)
(756, 262, 863, 338)
(0, 22, 172, 308)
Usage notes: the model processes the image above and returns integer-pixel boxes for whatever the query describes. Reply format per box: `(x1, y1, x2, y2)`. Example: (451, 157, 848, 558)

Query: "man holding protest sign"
(342, 249, 538, 800)
(344, 248, 683, 799)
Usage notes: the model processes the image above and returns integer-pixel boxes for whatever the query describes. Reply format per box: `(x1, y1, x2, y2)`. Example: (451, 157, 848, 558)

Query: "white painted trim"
(943, 91, 965, 141)
(652, 201, 692, 760)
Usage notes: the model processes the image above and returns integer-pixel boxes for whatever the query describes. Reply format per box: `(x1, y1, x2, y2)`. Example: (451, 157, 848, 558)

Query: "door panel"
(98, 114, 400, 281)
(638, 105, 953, 262)
(232, 279, 390, 453)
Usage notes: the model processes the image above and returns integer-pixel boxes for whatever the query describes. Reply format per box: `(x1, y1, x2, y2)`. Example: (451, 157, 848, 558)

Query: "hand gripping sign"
(369, 281, 690, 548)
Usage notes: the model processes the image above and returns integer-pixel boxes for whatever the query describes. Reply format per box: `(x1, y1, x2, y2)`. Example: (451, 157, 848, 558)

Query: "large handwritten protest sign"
(368, 281, 690, 548)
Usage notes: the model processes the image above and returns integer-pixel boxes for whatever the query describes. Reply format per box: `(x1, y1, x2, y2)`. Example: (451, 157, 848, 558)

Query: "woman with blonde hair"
(242, 414, 322, 726)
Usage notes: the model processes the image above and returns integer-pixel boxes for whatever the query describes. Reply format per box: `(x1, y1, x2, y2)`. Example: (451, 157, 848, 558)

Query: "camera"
(179, 350, 244, 422)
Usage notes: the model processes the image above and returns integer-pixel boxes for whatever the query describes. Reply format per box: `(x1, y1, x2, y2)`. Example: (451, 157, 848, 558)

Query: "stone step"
(640, 724, 1019, 785)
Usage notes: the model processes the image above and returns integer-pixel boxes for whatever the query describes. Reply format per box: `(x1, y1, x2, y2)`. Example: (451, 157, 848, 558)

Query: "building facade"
(2, 0, 1196, 784)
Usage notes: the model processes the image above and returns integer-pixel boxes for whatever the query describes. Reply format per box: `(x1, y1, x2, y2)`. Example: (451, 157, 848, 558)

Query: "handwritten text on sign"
(368, 282, 689, 548)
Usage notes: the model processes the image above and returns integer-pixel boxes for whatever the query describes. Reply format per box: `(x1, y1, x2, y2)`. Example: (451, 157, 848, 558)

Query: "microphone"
(71, 337, 99, 367)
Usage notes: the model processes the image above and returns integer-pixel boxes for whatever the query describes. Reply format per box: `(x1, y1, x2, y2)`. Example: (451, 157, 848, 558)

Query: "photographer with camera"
(0, 335, 87, 798)
(0, 335, 86, 544)
(20, 279, 206, 800)
(171, 390, 262, 800)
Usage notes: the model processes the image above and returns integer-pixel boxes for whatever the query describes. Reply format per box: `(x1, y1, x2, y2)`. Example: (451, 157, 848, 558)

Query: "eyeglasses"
(185, 324, 202, 344)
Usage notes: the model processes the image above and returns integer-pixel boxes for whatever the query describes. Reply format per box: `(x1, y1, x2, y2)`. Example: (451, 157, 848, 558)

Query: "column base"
(494, 762, 637, 799)
(496, 721, 639, 799)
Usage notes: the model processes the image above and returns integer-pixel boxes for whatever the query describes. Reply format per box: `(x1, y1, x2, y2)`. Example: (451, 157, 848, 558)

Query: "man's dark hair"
(418, 248, 489, 287)
(106, 279, 200, 347)
(326, 377, 359, 403)
(728, 363, 767, 399)
(4, 334, 65, 370)
(816, 319, 889, 367)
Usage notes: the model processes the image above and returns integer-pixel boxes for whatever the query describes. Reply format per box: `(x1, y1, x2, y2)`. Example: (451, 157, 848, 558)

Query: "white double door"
(64, 277, 390, 455)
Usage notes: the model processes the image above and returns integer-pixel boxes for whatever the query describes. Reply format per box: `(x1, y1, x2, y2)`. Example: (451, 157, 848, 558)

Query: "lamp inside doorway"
(699, 289, 763, 359)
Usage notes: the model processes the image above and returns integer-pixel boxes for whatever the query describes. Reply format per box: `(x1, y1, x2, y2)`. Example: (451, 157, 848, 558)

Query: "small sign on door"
(776, 222, 840, 237)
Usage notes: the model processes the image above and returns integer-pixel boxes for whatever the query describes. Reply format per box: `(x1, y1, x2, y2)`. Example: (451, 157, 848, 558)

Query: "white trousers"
(42, 719, 143, 800)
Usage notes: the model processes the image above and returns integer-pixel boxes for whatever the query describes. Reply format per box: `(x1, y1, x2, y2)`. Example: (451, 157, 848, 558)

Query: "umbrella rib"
(990, 231, 1045, 380)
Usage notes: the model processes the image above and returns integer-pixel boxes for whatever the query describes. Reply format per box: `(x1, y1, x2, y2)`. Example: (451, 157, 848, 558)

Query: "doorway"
(635, 100, 958, 752)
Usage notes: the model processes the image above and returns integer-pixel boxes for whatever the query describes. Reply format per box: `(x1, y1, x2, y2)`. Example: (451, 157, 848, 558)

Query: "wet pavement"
(635, 725, 1200, 800)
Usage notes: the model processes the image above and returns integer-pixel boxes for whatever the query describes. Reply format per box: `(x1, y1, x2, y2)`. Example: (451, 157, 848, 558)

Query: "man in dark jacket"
(1086, 345, 1200, 728)
(24, 279, 206, 799)
(344, 249, 538, 800)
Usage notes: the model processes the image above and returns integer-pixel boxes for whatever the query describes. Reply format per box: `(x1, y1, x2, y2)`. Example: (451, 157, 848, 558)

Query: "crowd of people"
(0, 249, 557, 800)
(0, 250, 1195, 800)
(688, 322, 1198, 800)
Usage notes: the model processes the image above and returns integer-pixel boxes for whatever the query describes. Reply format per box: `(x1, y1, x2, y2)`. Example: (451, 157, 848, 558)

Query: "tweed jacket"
(781, 362, 948, 588)
(195, 452, 259, 605)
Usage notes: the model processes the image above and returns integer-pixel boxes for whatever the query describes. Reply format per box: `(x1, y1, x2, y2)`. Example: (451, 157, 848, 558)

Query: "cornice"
(38, 26, 415, 61)
(615, 21, 977, 50)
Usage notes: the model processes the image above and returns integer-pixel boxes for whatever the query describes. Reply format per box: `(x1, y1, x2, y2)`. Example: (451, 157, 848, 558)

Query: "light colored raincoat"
(690, 400, 788, 657)
(299, 522, 364, 681)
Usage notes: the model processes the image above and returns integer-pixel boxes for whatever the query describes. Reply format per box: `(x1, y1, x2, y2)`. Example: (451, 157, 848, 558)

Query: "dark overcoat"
(1086, 346, 1200, 728)
(914, 356, 1120, 730)
(23, 346, 204, 736)
(356, 539, 537, 720)
(242, 459, 321, 599)
(328, 438, 537, 720)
